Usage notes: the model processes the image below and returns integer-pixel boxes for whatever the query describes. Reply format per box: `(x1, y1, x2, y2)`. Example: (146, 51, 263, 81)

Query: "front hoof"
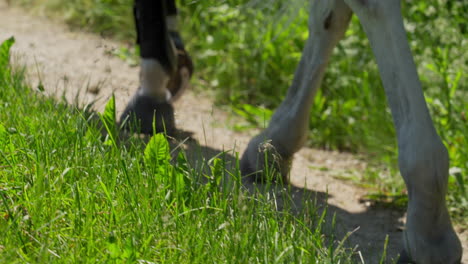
(240, 135, 291, 183)
(119, 94, 175, 135)
(240, 150, 264, 183)
(402, 223, 462, 264)
(398, 248, 462, 264)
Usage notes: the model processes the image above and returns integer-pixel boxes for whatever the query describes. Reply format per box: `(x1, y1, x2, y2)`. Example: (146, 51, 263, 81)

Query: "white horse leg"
(342, 0, 462, 263)
(241, 0, 353, 181)
(138, 58, 172, 102)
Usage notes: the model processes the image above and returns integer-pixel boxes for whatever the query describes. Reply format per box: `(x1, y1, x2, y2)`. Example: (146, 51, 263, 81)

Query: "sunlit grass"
(13, 0, 468, 224)
(0, 38, 362, 263)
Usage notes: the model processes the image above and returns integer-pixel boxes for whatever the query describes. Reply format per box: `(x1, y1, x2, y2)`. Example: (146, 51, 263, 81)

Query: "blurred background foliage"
(14, 0, 468, 222)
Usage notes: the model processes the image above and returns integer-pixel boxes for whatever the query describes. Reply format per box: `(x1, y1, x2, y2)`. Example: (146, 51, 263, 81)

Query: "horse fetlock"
(402, 211, 462, 264)
(397, 134, 461, 263)
(139, 58, 172, 102)
(240, 135, 292, 183)
(398, 135, 449, 200)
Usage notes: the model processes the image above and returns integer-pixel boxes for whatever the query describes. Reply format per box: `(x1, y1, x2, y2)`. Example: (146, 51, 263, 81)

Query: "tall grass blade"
(0, 37, 15, 81)
(99, 94, 118, 148)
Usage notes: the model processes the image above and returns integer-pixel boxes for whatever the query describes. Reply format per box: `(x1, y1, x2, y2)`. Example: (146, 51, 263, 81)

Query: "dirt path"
(1, 2, 465, 263)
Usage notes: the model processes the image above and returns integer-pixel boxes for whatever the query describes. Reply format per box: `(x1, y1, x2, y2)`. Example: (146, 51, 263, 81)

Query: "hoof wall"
(120, 94, 175, 135)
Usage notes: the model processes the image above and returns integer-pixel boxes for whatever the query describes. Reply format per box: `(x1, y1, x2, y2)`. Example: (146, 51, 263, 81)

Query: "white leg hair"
(342, 0, 461, 263)
(241, 0, 352, 179)
(138, 58, 171, 103)
(138, 15, 180, 103)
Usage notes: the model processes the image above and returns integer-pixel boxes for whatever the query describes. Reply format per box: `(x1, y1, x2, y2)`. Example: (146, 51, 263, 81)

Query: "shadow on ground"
(119, 125, 407, 264)
(76, 102, 405, 263)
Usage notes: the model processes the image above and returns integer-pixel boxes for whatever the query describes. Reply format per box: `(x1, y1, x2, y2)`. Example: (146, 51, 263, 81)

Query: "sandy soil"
(0, 1, 465, 263)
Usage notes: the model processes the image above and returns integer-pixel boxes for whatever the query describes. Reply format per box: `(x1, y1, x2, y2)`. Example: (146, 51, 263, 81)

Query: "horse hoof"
(240, 135, 291, 183)
(119, 94, 175, 135)
(397, 247, 461, 264)
(240, 151, 264, 183)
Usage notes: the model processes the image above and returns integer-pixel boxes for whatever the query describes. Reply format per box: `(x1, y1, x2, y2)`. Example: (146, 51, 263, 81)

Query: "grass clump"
(0, 38, 358, 263)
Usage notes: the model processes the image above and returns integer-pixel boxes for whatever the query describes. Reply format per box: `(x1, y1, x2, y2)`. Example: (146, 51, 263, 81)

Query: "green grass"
(13, 0, 468, 223)
(0, 38, 364, 263)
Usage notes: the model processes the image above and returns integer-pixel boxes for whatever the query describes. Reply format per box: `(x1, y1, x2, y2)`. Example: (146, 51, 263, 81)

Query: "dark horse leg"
(120, 0, 192, 135)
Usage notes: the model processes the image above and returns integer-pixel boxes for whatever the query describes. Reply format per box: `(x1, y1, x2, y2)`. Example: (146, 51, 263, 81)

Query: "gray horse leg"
(241, 0, 353, 181)
(342, 0, 462, 263)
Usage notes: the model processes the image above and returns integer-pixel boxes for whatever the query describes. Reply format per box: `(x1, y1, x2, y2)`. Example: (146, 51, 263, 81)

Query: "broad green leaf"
(144, 133, 170, 169)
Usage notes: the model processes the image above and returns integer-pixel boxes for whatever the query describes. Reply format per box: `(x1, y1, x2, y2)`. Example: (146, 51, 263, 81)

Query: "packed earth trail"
(0, 1, 466, 263)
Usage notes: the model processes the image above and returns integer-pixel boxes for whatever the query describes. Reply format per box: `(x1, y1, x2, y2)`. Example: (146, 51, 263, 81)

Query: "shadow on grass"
(84, 104, 405, 263)
(123, 125, 405, 263)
